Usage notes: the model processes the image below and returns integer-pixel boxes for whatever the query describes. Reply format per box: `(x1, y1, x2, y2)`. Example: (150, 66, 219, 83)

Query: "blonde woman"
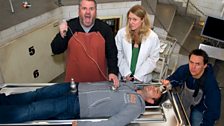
(115, 5, 160, 83)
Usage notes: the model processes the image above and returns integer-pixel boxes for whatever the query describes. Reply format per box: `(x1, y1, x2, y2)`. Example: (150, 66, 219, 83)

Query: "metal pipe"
(0, 68, 4, 84)
(57, 0, 63, 6)
(9, 0, 15, 13)
(185, 0, 190, 16)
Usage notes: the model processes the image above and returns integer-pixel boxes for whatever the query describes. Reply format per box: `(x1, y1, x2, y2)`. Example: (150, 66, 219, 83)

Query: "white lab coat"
(115, 27, 160, 83)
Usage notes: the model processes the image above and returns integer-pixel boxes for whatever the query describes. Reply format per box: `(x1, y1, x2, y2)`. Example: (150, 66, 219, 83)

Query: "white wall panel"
(0, 22, 65, 83)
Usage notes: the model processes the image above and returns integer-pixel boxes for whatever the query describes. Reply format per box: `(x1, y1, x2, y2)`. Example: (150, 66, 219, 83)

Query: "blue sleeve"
(167, 64, 189, 87)
(201, 76, 221, 126)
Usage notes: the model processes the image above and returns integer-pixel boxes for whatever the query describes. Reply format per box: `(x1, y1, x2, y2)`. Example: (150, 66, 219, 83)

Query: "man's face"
(143, 86, 161, 102)
(189, 54, 207, 78)
(79, 0, 96, 27)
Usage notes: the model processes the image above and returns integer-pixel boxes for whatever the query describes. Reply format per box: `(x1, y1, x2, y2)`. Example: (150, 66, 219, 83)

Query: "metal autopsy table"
(0, 83, 190, 126)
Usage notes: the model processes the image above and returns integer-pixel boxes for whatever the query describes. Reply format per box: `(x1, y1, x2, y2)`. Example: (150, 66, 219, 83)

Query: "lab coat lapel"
(124, 40, 132, 68)
(135, 39, 146, 72)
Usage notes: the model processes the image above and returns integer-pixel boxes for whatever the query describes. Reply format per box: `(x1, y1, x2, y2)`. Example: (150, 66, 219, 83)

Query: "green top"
(130, 47, 140, 74)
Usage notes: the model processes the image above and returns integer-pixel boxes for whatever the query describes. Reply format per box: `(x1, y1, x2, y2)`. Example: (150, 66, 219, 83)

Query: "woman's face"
(128, 12, 143, 31)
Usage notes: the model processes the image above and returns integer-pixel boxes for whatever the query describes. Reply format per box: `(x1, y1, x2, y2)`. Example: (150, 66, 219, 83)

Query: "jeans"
(0, 82, 80, 123)
(190, 108, 203, 126)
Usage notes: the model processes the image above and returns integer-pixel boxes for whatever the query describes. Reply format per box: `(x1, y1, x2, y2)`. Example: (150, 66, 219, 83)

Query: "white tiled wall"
(0, 8, 63, 46)
(0, 1, 140, 46)
(0, 21, 65, 83)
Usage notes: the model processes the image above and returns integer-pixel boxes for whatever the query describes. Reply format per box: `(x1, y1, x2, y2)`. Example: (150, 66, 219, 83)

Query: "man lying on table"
(0, 81, 161, 126)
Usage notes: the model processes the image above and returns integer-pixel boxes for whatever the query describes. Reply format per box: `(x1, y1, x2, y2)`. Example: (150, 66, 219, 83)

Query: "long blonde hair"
(125, 5, 151, 44)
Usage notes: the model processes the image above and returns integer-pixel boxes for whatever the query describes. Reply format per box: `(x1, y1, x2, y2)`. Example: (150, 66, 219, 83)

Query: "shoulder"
(204, 64, 218, 84)
(142, 30, 160, 46)
(179, 64, 188, 69)
(93, 19, 114, 37)
(67, 17, 79, 25)
(116, 27, 126, 35)
(149, 30, 159, 38)
(168, 64, 190, 80)
(204, 64, 215, 79)
(129, 93, 145, 113)
(118, 27, 126, 32)
(206, 64, 214, 74)
(176, 64, 189, 73)
(115, 27, 126, 41)
(144, 30, 159, 42)
(67, 17, 83, 31)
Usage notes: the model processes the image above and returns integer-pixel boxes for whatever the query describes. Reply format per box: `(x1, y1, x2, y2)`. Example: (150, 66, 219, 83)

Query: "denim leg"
(0, 82, 71, 105)
(54, 93, 80, 119)
(0, 92, 79, 123)
(190, 108, 203, 126)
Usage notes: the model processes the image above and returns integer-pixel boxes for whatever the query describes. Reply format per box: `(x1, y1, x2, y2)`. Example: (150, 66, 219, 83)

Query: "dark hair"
(79, 0, 97, 7)
(188, 49, 209, 64)
(145, 93, 168, 106)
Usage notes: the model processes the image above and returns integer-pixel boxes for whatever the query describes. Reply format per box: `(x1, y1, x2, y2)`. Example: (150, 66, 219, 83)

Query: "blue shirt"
(167, 64, 221, 126)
